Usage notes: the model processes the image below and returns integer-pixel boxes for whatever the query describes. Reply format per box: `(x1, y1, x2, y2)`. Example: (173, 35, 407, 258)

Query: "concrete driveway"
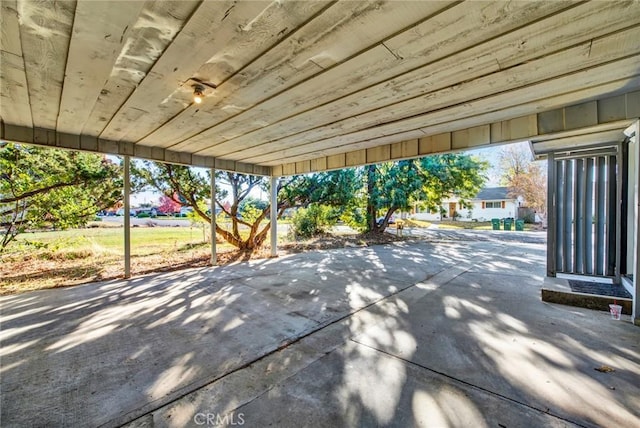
(1, 238, 638, 427)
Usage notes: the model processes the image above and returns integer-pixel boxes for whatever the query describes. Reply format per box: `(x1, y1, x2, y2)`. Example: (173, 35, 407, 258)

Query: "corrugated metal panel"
(551, 148, 619, 279)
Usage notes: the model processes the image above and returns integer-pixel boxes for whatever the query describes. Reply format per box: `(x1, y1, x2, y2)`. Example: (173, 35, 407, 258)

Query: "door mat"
(568, 280, 632, 299)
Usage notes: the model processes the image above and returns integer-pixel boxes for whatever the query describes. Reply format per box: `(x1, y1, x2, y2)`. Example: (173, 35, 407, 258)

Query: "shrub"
(340, 208, 367, 233)
(290, 204, 335, 239)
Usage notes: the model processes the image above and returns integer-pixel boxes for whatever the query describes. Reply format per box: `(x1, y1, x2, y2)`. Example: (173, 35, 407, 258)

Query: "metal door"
(547, 145, 622, 280)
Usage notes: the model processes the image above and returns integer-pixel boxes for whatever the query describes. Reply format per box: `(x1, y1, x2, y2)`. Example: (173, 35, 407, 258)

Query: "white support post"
(628, 120, 640, 325)
(210, 168, 217, 266)
(270, 176, 278, 257)
(123, 156, 131, 278)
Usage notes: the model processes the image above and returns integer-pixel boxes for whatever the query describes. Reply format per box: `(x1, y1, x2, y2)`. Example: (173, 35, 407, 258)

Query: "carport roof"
(1, 1, 639, 176)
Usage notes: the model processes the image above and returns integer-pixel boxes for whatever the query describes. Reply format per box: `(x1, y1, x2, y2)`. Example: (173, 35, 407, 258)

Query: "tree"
(238, 197, 269, 215)
(158, 194, 181, 215)
(0, 143, 122, 250)
(132, 161, 264, 249)
(132, 162, 361, 249)
(499, 144, 547, 217)
(498, 144, 531, 182)
(366, 154, 488, 232)
(281, 169, 363, 238)
(278, 168, 362, 209)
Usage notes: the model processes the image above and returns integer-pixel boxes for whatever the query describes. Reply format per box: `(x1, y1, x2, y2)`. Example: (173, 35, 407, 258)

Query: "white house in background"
(412, 187, 519, 222)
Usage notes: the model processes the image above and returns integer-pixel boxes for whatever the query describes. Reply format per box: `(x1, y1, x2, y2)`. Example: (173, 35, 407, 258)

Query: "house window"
(485, 201, 501, 208)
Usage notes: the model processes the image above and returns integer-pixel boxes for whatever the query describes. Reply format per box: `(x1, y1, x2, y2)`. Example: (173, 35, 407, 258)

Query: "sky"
(466, 141, 534, 186)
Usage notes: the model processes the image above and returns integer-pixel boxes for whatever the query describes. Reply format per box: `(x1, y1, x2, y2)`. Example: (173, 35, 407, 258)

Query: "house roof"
(474, 187, 513, 201)
(1, 2, 638, 176)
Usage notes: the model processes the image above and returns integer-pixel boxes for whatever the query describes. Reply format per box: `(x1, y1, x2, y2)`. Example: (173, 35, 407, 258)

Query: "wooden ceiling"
(1, 1, 639, 176)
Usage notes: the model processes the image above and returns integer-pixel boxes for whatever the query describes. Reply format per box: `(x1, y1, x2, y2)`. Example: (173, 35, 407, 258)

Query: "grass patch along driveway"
(0, 224, 402, 295)
(1, 227, 234, 294)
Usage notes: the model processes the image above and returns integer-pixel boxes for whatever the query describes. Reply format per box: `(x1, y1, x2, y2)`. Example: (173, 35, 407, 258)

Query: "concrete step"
(541, 276, 632, 315)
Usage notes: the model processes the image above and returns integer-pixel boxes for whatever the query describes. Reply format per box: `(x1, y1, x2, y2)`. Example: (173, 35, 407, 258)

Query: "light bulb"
(192, 85, 205, 104)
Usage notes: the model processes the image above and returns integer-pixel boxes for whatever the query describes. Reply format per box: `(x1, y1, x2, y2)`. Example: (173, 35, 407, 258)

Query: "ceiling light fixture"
(193, 84, 205, 104)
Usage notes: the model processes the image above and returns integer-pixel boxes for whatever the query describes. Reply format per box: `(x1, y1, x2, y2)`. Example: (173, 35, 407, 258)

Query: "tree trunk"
(377, 207, 397, 231)
(366, 164, 379, 233)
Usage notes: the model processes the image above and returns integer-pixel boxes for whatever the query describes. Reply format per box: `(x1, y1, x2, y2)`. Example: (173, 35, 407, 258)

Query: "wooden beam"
(270, 92, 639, 173)
(345, 149, 366, 167)
(309, 157, 327, 173)
(491, 116, 538, 143)
(0, 0, 21, 55)
(56, 1, 145, 135)
(195, 1, 634, 159)
(326, 153, 345, 170)
(272, 164, 283, 177)
(282, 163, 296, 176)
(17, 0, 76, 129)
(81, 1, 200, 137)
(419, 133, 451, 155)
(105, 1, 331, 145)
(98, 1, 249, 142)
(252, 56, 640, 164)
(0, 51, 32, 128)
(295, 161, 311, 174)
(237, 27, 640, 163)
(366, 145, 391, 164)
(184, 2, 566, 153)
(0, 124, 271, 176)
(0, 2, 29, 126)
(452, 125, 490, 150)
(256, 82, 639, 166)
(157, 1, 455, 152)
(287, 84, 640, 165)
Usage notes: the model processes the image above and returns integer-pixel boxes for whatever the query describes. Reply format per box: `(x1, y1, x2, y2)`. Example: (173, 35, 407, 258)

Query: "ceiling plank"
(204, 1, 639, 159)
(17, 0, 76, 129)
(56, 0, 146, 135)
(0, 0, 21, 55)
(177, 0, 575, 154)
(254, 58, 640, 165)
(98, 0, 246, 142)
(101, 0, 331, 143)
(238, 29, 640, 163)
(283, 84, 640, 166)
(0, 0, 32, 127)
(139, 0, 455, 148)
(0, 52, 32, 127)
(81, 0, 201, 137)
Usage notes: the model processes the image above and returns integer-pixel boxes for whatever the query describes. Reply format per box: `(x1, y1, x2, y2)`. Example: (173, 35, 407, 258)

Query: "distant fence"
(518, 207, 535, 223)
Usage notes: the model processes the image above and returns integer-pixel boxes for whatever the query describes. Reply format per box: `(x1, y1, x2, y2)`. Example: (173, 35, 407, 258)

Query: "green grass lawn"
(13, 227, 219, 257)
(2, 225, 296, 293)
(9, 222, 295, 259)
(401, 219, 432, 228)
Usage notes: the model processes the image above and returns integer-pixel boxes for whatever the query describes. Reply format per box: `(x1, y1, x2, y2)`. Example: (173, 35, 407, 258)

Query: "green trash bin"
(491, 218, 500, 230)
(504, 218, 513, 231)
(515, 219, 524, 231)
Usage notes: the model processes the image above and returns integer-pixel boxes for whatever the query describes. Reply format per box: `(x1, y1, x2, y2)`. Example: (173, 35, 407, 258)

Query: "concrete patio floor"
(1, 237, 638, 427)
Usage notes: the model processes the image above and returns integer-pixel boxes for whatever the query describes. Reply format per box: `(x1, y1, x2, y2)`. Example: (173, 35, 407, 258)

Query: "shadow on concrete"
(1, 240, 638, 427)
(1, 241, 467, 426)
(189, 242, 638, 428)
